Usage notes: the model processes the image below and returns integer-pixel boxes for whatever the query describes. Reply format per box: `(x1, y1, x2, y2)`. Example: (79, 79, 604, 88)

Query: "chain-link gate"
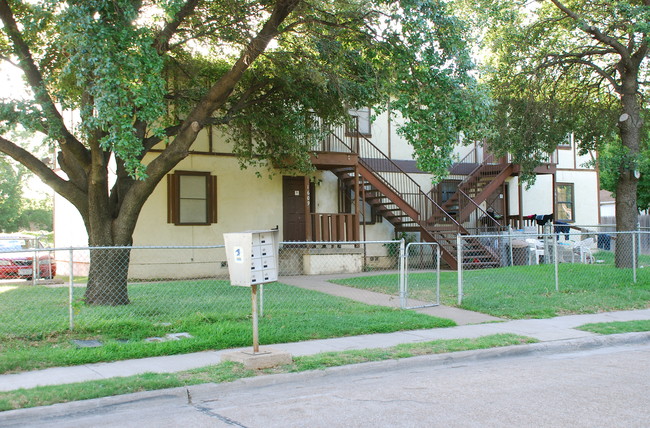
(402, 242, 440, 309)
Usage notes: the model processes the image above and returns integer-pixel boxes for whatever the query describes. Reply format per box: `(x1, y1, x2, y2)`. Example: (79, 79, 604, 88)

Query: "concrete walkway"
(279, 273, 502, 325)
(3, 308, 650, 392)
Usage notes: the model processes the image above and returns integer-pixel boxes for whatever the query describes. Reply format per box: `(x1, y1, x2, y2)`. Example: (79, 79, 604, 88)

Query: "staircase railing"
(315, 126, 471, 262)
(456, 189, 506, 234)
(333, 130, 462, 230)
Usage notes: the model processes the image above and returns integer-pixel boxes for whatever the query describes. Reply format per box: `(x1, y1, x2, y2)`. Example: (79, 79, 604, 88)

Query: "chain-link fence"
(2, 231, 649, 338)
(3, 241, 427, 338)
(457, 231, 650, 316)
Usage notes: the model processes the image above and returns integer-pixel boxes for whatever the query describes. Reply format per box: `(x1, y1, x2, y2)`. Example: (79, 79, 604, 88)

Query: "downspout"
(304, 176, 311, 241)
(518, 178, 524, 229)
(387, 101, 392, 159)
(354, 163, 360, 241)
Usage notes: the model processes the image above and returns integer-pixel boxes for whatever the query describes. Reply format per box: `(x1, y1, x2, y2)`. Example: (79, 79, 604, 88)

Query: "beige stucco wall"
(506, 170, 599, 226)
(134, 154, 284, 247)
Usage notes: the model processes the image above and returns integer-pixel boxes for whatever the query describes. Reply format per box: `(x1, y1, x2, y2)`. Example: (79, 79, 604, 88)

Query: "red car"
(0, 236, 56, 280)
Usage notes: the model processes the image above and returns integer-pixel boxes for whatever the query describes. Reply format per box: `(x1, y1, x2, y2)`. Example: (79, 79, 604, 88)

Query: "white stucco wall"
(556, 170, 600, 225)
(507, 175, 554, 218)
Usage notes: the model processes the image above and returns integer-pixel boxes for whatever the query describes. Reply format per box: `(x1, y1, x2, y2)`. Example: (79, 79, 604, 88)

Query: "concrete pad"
(71, 339, 103, 348)
(221, 348, 292, 370)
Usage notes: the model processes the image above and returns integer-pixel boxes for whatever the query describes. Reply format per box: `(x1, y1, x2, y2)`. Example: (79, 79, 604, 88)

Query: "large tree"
(0, 0, 488, 304)
(469, 0, 648, 267)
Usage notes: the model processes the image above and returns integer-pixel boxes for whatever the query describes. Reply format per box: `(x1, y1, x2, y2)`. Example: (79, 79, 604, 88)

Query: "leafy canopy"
(1, 0, 489, 182)
(463, 0, 649, 183)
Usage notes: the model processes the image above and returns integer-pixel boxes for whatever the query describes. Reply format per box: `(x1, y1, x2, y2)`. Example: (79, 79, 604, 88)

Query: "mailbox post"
(224, 229, 279, 353)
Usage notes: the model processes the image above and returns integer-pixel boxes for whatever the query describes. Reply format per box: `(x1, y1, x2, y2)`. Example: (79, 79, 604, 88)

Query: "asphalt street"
(2, 340, 650, 428)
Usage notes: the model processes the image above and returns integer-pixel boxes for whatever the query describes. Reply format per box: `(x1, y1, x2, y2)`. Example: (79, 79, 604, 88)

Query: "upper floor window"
(347, 107, 371, 137)
(167, 171, 217, 225)
(555, 183, 574, 222)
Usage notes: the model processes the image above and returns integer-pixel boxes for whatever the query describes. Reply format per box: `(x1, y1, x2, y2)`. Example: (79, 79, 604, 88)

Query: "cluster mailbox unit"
(221, 229, 294, 365)
(223, 229, 279, 287)
(223, 229, 280, 353)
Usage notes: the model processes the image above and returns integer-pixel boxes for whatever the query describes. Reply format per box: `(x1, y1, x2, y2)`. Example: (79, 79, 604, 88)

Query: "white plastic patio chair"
(573, 238, 594, 264)
(526, 238, 544, 265)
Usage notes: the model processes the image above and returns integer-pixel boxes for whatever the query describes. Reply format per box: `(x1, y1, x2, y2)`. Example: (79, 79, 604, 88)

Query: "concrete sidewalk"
(3, 308, 650, 392)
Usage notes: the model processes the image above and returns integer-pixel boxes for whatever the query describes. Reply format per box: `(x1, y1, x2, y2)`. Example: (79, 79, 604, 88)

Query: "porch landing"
(278, 272, 501, 326)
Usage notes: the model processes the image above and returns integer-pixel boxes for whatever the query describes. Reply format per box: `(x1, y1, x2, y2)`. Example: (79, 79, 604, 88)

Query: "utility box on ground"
(224, 229, 279, 286)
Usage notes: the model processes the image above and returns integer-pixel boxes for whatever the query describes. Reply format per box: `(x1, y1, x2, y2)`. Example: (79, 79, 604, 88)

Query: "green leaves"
(53, 0, 166, 177)
(471, 0, 648, 189)
(2, 0, 488, 196)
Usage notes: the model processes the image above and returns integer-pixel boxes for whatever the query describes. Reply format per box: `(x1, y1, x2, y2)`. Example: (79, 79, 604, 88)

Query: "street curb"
(189, 331, 650, 399)
(2, 331, 649, 420)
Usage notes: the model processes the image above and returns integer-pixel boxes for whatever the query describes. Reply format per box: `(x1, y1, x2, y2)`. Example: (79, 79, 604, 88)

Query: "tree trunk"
(614, 77, 642, 268)
(615, 174, 638, 268)
(82, 148, 137, 306)
(85, 247, 131, 305)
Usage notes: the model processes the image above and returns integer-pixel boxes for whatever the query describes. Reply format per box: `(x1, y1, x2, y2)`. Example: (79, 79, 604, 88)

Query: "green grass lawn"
(577, 319, 650, 335)
(333, 251, 650, 319)
(0, 281, 454, 374)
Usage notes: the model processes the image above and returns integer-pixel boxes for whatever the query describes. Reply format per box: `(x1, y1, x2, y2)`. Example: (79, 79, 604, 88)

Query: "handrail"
(327, 127, 464, 232)
(455, 146, 479, 166)
(459, 153, 499, 187)
(457, 188, 504, 230)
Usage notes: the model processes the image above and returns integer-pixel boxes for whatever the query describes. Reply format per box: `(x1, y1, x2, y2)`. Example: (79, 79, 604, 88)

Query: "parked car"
(0, 235, 56, 280)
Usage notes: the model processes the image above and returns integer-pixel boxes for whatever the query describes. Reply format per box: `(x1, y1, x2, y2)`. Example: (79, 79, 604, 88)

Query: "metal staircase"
(435, 152, 513, 227)
(313, 128, 503, 269)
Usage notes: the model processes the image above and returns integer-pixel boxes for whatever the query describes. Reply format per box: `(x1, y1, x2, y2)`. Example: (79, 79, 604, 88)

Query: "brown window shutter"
(209, 175, 218, 223)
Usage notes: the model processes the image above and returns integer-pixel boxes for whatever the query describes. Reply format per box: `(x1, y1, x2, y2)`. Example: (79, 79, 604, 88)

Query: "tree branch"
(548, 48, 617, 59)
(153, 0, 201, 53)
(116, 0, 303, 240)
(0, 0, 90, 168)
(538, 57, 621, 92)
(548, 0, 632, 66)
(0, 136, 88, 215)
(142, 123, 183, 152)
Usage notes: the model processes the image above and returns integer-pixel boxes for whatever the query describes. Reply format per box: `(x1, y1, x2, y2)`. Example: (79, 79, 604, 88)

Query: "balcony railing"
(309, 213, 357, 242)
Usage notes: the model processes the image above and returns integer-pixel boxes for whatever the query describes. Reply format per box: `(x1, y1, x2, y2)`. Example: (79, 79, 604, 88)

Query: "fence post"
(457, 234, 463, 305)
(68, 247, 74, 331)
(436, 244, 441, 306)
(399, 239, 406, 309)
(633, 232, 637, 284)
(554, 235, 559, 292)
(508, 226, 513, 266)
(32, 246, 37, 286)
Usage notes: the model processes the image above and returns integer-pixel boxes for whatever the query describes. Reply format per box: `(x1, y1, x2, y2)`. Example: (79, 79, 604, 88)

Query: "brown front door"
(283, 176, 307, 242)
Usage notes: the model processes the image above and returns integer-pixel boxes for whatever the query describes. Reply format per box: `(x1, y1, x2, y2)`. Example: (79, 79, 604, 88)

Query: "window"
(346, 107, 371, 137)
(555, 183, 574, 222)
(167, 171, 217, 225)
(439, 180, 461, 204)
